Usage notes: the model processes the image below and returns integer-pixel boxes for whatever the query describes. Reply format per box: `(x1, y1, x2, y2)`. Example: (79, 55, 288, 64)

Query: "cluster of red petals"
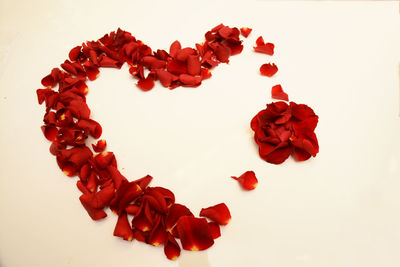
(37, 25, 239, 260)
(231, 171, 258, 190)
(251, 101, 319, 164)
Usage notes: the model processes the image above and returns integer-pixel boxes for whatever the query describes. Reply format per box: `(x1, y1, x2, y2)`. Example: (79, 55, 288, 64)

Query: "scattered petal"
(271, 84, 289, 101)
(231, 171, 258, 190)
(260, 63, 278, 77)
(199, 203, 231, 225)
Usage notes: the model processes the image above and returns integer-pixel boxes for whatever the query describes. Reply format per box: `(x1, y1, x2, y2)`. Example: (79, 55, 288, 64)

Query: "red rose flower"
(251, 101, 319, 164)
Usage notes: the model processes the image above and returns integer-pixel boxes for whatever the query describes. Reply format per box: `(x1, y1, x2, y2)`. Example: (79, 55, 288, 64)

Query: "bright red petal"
(92, 139, 107, 152)
(137, 75, 155, 91)
(164, 233, 181, 260)
(271, 84, 289, 101)
(231, 171, 258, 190)
(166, 203, 193, 232)
(199, 203, 231, 225)
(177, 216, 214, 251)
(207, 222, 221, 239)
(260, 63, 278, 77)
(113, 212, 134, 241)
(240, 27, 252, 38)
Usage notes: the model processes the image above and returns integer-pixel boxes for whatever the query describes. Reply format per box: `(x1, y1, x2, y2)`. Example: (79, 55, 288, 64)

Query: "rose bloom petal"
(179, 74, 202, 86)
(199, 203, 231, 225)
(131, 201, 153, 232)
(148, 216, 166, 246)
(164, 233, 181, 260)
(156, 69, 174, 87)
(187, 55, 201, 76)
(271, 84, 289, 101)
(177, 216, 214, 251)
(79, 195, 107, 221)
(207, 222, 221, 239)
(259, 142, 292, 164)
(110, 180, 142, 215)
(94, 152, 116, 169)
(260, 63, 278, 77)
(41, 68, 60, 88)
(69, 46, 82, 61)
(231, 171, 258, 190)
(166, 203, 193, 232)
(77, 119, 102, 139)
(125, 204, 140, 215)
(169, 40, 181, 58)
(92, 139, 107, 152)
(133, 175, 153, 190)
(167, 59, 188, 75)
(240, 27, 252, 38)
(41, 125, 58, 141)
(150, 187, 175, 207)
(107, 166, 128, 190)
(137, 75, 155, 91)
(113, 212, 134, 241)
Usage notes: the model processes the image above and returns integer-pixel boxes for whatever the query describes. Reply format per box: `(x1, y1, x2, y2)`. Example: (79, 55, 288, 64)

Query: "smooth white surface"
(1, 0, 400, 266)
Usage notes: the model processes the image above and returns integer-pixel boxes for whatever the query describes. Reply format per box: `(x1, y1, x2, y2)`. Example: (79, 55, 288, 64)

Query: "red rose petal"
(156, 69, 174, 88)
(79, 195, 107, 221)
(175, 47, 197, 62)
(199, 203, 231, 225)
(113, 212, 134, 241)
(110, 180, 142, 215)
(142, 56, 166, 69)
(187, 55, 201, 76)
(125, 204, 140, 215)
(240, 27, 252, 38)
(179, 74, 202, 86)
(256, 36, 265, 46)
(164, 233, 181, 260)
(254, 43, 275, 55)
(231, 171, 258, 190)
(260, 63, 278, 77)
(148, 216, 166, 246)
(107, 166, 128, 190)
(99, 55, 121, 68)
(137, 75, 155, 91)
(41, 68, 60, 88)
(177, 216, 214, 251)
(92, 139, 107, 152)
(207, 222, 221, 239)
(169, 40, 181, 58)
(41, 125, 58, 141)
(167, 59, 188, 75)
(151, 187, 175, 207)
(69, 46, 82, 62)
(133, 175, 153, 190)
(131, 201, 153, 232)
(77, 119, 102, 139)
(214, 44, 230, 63)
(94, 152, 116, 169)
(166, 203, 193, 232)
(271, 84, 289, 101)
(259, 143, 292, 164)
(80, 183, 115, 209)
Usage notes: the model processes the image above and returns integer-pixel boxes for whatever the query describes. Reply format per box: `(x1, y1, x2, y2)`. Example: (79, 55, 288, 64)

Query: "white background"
(1, 0, 400, 266)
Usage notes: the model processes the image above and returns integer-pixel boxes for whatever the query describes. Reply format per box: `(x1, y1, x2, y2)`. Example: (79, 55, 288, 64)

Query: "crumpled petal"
(271, 84, 289, 101)
(164, 233, 181, 260)
(166, 203, 193, 232)
(260, 63, 278, 77)
(199, 203, 231, 225)
(92, 139, 107, 152)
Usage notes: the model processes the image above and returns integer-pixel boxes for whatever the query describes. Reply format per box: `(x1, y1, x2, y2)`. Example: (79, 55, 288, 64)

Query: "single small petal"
(92, 139, 107, 152)
(240, 27, 252, 38)
(169, 40, 181, 58)
(137, 75, 155, 91)
(199, 203, 231, 225)
(113, 212, 134, 241)
(41, 125, 58, 141)
(231, 171, 258, 190)
(271, 84, 289, 101)
(260, 63, 278, 77)
(79, 194, 107, 221)
(177, 216, 214, 251)
(179, 74, 202, 86)
(164, 233, 181, 260)
(207, 222, 221, 239)
(254, 43, 275, 55)
(69, 46, 82, 62)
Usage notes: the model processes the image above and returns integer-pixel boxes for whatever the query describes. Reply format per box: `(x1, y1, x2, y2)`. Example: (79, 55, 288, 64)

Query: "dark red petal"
(41, 68, 60, 88)
(125, 204, 140, 215)
(77, 180, 90, 195)
(200, 68, 212, 80)
(92, 139, 107, 152)
(177, 216, 214, 251)
(166, 203, 193, 232)
(133, 229, 148, 243)
(69, 46, 82, 62)
(41, 125, 58, 141)
(260, 143, 292, 164)
(151, 187, 175, 207)
(240, 27, 252, 38)
(290, 102, 316, 121)
(218, 26, 233, 39)
(214, 44, 230, 63)
(271, 84, 289, 101)
(79, 163, 91, 182)
(86, 171, 98, 193)
(187, 55, 201, 76)
(179, 74, 202, 86)
(231, 171, 258, 190)
(207, 222, 221, 239)
(131, 201, 153, 232)
(293, 147, 312, 161)
(199, 203, 231, 225)
(113, 212, 134, 241)
(77, 119, 102, 139)
(79, 195, 107, 220)
(110, 181, 142, 215)
(164, 233, 181, 260)
(167, 59, 187, 75)
(148, 216, 166, 246)
(142, 56, 166, 69)
(260, 63, 278, 77)
(133, 175, 153, 190)
(99, 55, 121, 68)
(94, 152, 116, 169)
(107, 166, 128, 190)
(254, 43, 275, 55)
(68, 99, 91, 120)
(80, 183, 114, 208)
(137, 75, 155, 91)
(169, 40, 181, 58)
